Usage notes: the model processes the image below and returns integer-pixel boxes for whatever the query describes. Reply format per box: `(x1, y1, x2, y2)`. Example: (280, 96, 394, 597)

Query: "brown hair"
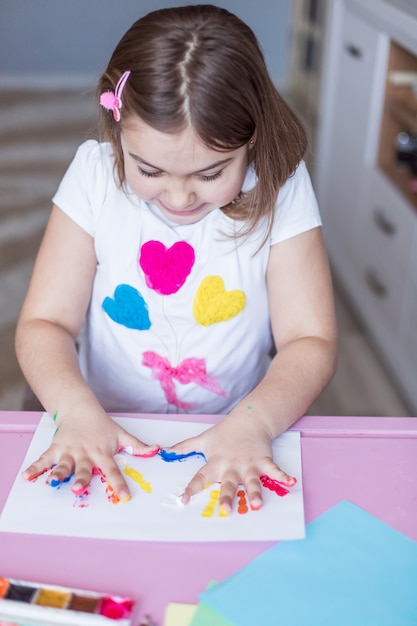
(97, 4, 308, 240)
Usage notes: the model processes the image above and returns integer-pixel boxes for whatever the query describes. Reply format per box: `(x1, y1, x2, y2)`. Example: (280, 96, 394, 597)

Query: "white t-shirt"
(53, 140, 321, 413)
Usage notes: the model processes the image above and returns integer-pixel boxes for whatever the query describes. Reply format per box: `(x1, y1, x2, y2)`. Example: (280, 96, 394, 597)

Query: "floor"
(0, 89, 413, 417)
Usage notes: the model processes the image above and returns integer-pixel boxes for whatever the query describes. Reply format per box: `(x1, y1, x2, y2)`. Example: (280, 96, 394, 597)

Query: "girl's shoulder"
(270, 161, 322, 244)
(243, 160, 312, 199)
(52, 140, 122, 237)
(65, 139, 121, 199)
(72, 139, 115, 172)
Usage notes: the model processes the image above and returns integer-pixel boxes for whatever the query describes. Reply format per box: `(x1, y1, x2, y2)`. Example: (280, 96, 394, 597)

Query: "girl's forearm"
(15, 318, 100, 417)
(233, 335, 337, 439)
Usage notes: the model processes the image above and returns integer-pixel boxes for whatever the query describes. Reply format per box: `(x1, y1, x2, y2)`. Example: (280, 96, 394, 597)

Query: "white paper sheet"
(0, 413, 305, 542)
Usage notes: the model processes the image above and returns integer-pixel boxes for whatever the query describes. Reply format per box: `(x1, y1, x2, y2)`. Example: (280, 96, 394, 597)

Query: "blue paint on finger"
(48, 473, 74, 488)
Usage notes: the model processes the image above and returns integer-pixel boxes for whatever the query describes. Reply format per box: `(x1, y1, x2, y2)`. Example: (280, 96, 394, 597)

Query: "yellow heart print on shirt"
(193, 276, 246, 326)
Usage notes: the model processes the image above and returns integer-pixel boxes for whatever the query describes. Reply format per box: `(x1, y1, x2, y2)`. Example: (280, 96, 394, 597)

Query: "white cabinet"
(315, 2, 388, 269)
(315, 0, 417, 412)
(354, 169, 414, 338)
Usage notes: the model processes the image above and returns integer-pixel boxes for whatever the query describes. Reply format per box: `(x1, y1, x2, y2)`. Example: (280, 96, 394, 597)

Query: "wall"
(0, 0, 291, 88)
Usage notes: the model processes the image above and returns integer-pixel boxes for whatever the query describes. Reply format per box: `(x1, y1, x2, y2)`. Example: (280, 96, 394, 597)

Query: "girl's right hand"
(21, 411, 159, 501)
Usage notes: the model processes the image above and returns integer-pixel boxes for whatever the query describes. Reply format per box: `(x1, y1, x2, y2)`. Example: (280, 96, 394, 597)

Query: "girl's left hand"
(166, 416, 295, 513)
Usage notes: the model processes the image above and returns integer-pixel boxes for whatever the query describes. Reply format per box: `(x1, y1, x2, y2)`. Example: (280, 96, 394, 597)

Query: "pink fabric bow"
(99, 70, 131, 122)
(142, 351, 228, 409)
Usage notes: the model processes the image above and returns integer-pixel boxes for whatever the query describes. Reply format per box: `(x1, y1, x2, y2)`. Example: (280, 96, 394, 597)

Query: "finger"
(47, 456, 75, 485)
(22, 456, 52, 481)
(260, 459, 297, 486)
(100, 460, 131, 503)
(218, 471, 241, 515)
(118, 436, 160, 458)
(71, 463, 96, 496)
(181, 469, 210, 504)
(243, 475, 263, 511)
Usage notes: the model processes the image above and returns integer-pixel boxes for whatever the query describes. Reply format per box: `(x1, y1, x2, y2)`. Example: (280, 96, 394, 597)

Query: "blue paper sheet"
(201, 500, 417, 626)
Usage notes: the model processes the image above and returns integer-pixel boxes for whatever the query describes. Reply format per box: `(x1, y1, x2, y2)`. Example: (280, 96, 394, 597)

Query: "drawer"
(400, 242, 417, 353)
(330, 8, 382, 147)
(409, 298, 417, 350)
(355, 244, 406, 334)
(361, 169, 415, 271)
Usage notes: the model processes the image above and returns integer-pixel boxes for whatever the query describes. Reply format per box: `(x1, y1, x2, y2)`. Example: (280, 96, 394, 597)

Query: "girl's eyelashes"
(137, 166, 224, 182)
(137, 167, 162, 178)
(199, 170, 223, 182)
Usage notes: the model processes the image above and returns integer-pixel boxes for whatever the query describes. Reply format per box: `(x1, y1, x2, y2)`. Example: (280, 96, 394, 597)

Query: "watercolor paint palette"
(0, 577, 135, 626)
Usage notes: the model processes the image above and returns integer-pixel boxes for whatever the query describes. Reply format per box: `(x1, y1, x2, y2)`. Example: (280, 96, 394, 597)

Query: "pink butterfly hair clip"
(100, 70, 131, 122)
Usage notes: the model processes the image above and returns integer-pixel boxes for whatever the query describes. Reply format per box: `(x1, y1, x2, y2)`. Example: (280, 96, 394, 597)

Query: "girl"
(16, 5, 337, 513)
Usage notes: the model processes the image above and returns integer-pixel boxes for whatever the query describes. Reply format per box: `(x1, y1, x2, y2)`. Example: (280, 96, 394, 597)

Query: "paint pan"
(0, 577, 135, 625)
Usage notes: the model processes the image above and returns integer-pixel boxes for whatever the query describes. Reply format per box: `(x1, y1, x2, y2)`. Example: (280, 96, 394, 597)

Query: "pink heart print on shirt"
(139, 240, 195, 295)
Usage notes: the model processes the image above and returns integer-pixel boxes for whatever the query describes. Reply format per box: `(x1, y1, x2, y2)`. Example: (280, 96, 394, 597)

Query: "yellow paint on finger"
(218, 504, 230, 517)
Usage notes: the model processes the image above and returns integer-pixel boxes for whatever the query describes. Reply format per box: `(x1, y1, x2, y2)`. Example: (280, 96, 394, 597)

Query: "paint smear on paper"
(237, 489, 249, 514)
(201, 489, 229, 518)
(47, 466, 74, 489)
(260, 475, 290, 496)
(159, 449, 206, 463)
(73, 490, 90, 508)
(123, 466, 152, 493)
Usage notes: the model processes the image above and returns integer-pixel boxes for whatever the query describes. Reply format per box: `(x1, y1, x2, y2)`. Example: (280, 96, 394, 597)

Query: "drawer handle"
(365, 269, 387, 298)
(345, 43, 362, 58)
(373, 208, 396, 236)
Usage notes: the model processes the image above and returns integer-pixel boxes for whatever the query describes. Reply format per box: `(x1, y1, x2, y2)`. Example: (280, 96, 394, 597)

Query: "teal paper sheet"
(189, 601, 232, 626)
(190, 583, 232, 626)
(200, 500, 417, 626)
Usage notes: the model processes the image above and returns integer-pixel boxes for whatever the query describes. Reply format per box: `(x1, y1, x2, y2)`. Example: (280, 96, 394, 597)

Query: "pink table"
(1, 412, 416, 624)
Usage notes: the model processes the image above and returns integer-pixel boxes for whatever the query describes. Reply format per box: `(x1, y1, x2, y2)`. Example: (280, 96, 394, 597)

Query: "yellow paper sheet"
(164, 602, 197, 626)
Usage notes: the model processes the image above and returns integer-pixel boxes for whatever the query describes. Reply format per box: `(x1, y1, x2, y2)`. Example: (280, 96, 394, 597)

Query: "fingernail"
(72, 483, 89, 496)
(119, 489, 131, 503)
(180, 492, 191, 505)
(219, 504, 230, 517)
(285, 477, 297, 486)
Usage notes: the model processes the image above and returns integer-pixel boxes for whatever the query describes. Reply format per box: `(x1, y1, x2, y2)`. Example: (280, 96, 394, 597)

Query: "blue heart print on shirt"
(102, 284, 151, 330)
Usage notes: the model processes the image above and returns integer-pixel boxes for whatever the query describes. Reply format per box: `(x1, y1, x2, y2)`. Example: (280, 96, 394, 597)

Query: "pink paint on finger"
(260, 475, 290, 496)
(118, 446, 160, 458)
(71, 483, 90, 497)
(133, 446, 160, 458)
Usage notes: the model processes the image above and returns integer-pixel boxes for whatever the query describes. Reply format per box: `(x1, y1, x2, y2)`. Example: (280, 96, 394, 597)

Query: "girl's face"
(120, 116, 250, 225)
